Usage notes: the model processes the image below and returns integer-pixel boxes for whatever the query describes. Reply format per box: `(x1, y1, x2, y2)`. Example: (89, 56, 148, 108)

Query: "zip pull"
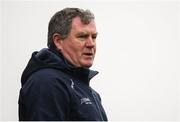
(70, 79, 74, 89)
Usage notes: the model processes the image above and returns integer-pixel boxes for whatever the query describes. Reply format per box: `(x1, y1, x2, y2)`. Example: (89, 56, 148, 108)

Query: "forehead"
(71, 17, 97, 33)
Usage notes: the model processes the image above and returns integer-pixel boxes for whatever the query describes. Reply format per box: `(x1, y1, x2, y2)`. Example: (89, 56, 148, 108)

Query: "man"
(18, 7, 108, 121)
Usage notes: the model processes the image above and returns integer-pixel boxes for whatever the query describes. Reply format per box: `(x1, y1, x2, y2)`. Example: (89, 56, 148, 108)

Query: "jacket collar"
(49, 48, 99, 85)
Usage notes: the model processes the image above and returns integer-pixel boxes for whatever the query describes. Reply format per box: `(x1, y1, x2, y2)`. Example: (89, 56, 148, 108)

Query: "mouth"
(83, 53, 93, 57)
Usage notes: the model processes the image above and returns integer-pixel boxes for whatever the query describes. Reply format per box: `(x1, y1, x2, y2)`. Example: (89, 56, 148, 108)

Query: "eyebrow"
(76, 32, 98, 36)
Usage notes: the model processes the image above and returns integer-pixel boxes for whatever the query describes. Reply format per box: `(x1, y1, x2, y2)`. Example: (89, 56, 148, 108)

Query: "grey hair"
(47, 7, 95, 49)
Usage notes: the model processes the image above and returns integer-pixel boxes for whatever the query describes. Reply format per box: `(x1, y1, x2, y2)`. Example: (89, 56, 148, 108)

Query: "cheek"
(93, 45, 96, 55)
(70, 43, 84, 57)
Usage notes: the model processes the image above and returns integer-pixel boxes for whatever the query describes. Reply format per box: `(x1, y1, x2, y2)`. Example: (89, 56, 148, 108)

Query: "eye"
(77, 34, 88, 41)
(78, 35, 88, 38)
(92, 35, 97, 39)
(92, 34, 97, 40)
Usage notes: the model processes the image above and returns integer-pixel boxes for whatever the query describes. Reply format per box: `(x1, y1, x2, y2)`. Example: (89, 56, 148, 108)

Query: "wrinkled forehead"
(71, 17, 97, 34)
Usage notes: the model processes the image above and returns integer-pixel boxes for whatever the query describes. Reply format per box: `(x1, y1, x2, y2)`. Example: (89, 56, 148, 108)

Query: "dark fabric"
(18, 48, 108, 121)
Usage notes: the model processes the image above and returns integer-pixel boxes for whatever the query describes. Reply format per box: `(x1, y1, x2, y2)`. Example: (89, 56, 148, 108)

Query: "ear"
(53, 33, 63, 50)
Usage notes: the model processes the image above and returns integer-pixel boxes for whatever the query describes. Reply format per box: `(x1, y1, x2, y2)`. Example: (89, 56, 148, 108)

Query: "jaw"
(79, 57, 94, 68)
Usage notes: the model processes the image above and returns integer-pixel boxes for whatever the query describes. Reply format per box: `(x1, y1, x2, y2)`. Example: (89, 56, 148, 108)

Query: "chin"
(80, 60, 94, 68)
(82, 64, 93, 68)
(81, 62, 93, 68)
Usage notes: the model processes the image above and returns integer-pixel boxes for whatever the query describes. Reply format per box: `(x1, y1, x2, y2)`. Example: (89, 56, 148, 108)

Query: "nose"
(85, 37, 95, 48)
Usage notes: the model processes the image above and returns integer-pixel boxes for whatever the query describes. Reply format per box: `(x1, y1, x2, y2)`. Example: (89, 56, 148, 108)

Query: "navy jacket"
(18, 48, 108, 121)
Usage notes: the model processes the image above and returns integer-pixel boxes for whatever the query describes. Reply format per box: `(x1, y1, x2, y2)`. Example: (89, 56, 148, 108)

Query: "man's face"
(59, 17, 97, 68)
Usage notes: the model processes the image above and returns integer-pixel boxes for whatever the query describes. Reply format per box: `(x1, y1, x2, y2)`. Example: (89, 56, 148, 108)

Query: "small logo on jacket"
(80, 98, 92, 105)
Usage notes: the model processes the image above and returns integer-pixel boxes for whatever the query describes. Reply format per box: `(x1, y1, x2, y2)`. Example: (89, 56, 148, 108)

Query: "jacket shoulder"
(27, 68, 70, 85)
(19, 68, 71, 120)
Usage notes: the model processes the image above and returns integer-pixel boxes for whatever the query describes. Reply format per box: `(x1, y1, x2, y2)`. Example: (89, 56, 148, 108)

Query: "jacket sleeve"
(19, 69, 70, 121)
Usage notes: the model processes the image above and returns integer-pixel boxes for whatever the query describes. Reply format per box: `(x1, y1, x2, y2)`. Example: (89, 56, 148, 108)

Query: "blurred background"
(0, 0, 180, 121)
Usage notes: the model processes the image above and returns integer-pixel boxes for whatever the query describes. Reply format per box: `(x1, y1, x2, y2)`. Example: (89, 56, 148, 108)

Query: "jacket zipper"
(90, 88, 104, 121)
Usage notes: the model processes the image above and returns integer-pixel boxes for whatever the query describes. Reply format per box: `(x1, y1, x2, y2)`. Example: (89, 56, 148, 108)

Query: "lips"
(84, 53, 93, 56)
(83, 52, 93, 57)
